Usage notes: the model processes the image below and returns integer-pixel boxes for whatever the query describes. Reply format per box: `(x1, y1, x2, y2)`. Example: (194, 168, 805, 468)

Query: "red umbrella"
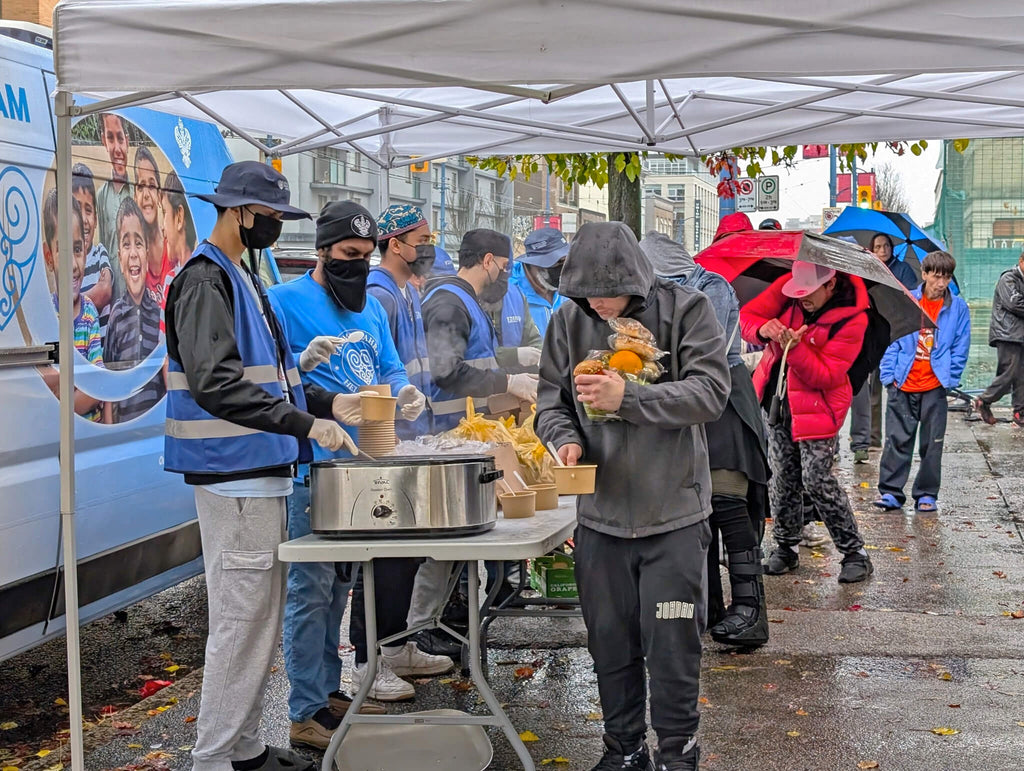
(695, 229, 931, 342)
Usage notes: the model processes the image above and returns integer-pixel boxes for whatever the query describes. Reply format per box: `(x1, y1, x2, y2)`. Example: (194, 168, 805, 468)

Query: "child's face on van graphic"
(119, 213, 147, 301)
(72, 188, 97, 253)
(101, 115, 129, 180)
(45, 217, 86, 304)
(134, 159, 160, 228)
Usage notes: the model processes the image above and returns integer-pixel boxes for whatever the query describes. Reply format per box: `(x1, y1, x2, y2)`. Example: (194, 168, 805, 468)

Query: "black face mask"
(323, 257, 370, 312)
(407, 244, 436, 278)
(545, 262, 564, 289)
(239, 208, 283, 250)
(479, 264, 509, 305)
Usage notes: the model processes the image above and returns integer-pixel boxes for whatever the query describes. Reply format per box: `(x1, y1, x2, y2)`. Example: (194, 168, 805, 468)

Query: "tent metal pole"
(377, 107, 393, 214)
(74, 91, 170, 115)
(645, 79, 656, 139)
(172, 92, 273, 155)
(610, 83, 655, 141)
(657, 83, 700, 157)
(55, 90, 86, 771)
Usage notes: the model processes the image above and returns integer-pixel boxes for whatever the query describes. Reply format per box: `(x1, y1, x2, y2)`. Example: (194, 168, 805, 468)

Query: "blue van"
(0, 21, 240, 661)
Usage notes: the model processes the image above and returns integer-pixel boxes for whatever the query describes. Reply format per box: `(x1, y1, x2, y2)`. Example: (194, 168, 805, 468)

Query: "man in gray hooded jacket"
(536, 222, 730, 771)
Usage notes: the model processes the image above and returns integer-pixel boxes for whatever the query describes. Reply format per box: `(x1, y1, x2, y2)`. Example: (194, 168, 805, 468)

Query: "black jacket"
(165, 254, 337, 484)
(989, 265, 1024, 346)
(421, 276, 510, 398)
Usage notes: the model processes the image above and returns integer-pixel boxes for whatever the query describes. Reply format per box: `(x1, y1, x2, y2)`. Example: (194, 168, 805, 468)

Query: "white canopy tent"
(50, 1, 1024, 768)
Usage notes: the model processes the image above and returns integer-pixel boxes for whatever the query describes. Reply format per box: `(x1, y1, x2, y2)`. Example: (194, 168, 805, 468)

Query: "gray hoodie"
(536, 222, 730, 538)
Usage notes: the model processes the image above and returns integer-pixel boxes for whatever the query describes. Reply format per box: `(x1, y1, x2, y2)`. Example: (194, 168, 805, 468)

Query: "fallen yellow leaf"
(2, 766, 21, 771)
(36, 750, 51, 758)
(786, 730, 800, 737)
(857, 762, 880, 770)
(774, 659, 792, 666)
(930, 727, 959, 736)
(540, 758, 571, 765)
(864, 545, 879, 550)
(709, 665, 739, 672)
(159, 653, 172, 660)
(859, 482, 870, 488)
(0, 722, 17, 731)
(795, 709, 809, 716)
(939, 672, 953, 681)
(155, 706, 171, 713)
(54, 698, 67, 707)
(165, 665, 181, 674)
(887, 546, 905, 552)
(584, 712, 602, 721)
(519, 730, 540, 742)
(126, 744, 143, 749)
(43, 765, 63, 771)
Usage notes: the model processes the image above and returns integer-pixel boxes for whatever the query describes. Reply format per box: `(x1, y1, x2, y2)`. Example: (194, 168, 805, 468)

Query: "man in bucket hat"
(165, 161, 357, 771)
(740, 260, 874, 584)
(512, 226, 568, 336)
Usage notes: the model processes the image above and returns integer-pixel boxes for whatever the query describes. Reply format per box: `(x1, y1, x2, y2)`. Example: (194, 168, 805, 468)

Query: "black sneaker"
(655, 738, 700, 770)
(763, 548, 799, 575)
(838, 552, 874, 584)
(412, 628, 463, 659)
(591, 735, 655, 771)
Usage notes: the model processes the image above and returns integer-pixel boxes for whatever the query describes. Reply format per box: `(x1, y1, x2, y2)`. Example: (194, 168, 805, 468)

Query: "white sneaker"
(351, 661, 415, 702)
(381, 641, 455, 677)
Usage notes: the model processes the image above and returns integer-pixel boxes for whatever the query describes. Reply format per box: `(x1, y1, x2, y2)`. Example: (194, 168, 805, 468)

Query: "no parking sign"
(736, 178, 756, 212)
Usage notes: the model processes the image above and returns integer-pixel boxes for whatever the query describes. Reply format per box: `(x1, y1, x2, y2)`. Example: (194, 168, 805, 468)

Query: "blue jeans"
(282, 486, 352, 723)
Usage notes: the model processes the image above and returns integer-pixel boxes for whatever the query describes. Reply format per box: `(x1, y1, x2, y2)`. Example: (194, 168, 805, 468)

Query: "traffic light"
(410, 158, 430, 173)
(857, 185, 873, 209)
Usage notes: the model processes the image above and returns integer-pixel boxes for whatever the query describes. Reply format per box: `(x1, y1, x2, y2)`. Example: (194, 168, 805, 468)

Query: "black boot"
(654, 737, 700, 771)
(709, 548, 768, 649)
(763, 547, 799, 575)
(590, 735, 655, 771)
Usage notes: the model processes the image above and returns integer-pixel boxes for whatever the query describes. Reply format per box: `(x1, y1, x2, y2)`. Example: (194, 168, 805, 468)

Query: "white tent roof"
(53, 0, 1024, 162)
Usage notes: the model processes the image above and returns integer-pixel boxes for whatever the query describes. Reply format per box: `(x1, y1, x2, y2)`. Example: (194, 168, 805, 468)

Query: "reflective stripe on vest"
(164, 243, 308, 475)
(423, 282, 500, 430)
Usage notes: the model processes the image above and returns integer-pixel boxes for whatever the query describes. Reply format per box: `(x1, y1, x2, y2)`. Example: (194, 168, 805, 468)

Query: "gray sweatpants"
(191, 489, 287, 771)
(878, 386, 948, 505)
(980, 342, 1024, 411)
(849, 370, 883, 450)
(407, 558, 455, 629)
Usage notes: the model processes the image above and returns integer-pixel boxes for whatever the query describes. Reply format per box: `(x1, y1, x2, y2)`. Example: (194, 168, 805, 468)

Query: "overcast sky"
(763, 142, 942, 228)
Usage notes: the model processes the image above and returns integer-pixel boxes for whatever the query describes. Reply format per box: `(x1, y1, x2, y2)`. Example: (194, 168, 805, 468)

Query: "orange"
(608, 350, 644, 375)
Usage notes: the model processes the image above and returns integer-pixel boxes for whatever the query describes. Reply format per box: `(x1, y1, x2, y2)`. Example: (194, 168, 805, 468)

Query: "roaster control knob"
(371, 504, 393, 519)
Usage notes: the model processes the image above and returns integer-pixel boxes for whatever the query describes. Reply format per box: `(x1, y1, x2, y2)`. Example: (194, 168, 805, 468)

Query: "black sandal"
(260, 746, 317, 771)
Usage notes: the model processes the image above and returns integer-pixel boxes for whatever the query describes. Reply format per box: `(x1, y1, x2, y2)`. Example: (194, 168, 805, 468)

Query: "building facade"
(641, 156, 720, 253)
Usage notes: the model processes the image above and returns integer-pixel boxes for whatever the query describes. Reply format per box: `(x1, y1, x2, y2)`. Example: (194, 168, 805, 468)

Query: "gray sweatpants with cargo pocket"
(191, 488, 287, 771)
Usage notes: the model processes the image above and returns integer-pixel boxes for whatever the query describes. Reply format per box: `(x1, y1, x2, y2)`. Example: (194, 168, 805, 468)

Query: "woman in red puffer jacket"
(740, 261, 874, 584)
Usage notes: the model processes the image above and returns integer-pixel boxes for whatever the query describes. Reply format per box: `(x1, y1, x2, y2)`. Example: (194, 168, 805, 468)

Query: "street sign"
(821, 206, 842, 230)
(757, 175, 780, 211)
(735, 178, 756, 212)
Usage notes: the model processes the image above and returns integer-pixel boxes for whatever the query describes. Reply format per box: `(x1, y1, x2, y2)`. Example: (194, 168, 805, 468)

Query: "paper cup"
(360, 394, 398, 421)
(553, 464, 597, 495)
(359, 384, 392, 397)
(528, 484, 559, 510)
(499, 490, 537, 519)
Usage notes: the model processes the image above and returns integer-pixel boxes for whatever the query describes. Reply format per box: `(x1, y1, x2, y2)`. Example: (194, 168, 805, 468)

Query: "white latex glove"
(307, 419, 357, 455)
(506, 372, 539, 403)
(516, 347, 543, 367)
(397, 384, 426, 421)
(299, 335, 344, 372)
(331, 393, 365, 426)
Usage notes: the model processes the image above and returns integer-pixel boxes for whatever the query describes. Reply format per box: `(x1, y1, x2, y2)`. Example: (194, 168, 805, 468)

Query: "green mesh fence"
(933, 139, 1024, 395)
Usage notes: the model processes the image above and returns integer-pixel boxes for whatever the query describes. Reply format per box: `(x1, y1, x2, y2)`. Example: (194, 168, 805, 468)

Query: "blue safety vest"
(165, 242, 308, 476)
(511, 262, 563, 337)
(367, 267, 434, 438)
(424, 282, 500, 431)
(498, 287, 527, 347)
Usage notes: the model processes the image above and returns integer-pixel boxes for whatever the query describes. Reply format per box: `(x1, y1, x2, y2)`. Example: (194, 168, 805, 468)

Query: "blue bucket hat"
(191, 160, 309, 220)
(521, 227, 570, 268)
(430, 246, 457, 276)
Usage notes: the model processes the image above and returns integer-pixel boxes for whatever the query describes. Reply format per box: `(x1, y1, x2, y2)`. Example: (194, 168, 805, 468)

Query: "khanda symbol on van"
(175, 118, 192, 169)
(0, 165, 39, 332)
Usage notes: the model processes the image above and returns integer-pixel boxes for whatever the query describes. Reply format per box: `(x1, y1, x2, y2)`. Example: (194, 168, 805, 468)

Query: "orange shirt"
(902, 295, 944, 393)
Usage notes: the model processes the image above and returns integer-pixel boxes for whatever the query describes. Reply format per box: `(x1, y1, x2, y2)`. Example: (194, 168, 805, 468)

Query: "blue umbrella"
(823, 208, 959, 293)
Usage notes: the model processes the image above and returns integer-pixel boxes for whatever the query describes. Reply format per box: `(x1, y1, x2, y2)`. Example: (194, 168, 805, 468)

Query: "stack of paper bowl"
(358, 419, 397, 457)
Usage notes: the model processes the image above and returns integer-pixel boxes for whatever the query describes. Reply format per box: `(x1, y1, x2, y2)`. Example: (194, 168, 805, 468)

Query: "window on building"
(351, 153, 361, 173)
(993, 218, 1024, 238)
(644, 185, 662, 198)
(667, 184, 685, 201)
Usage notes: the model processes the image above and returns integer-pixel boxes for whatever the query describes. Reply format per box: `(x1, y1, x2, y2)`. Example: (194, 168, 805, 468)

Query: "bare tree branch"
(874, 163, 912, 213)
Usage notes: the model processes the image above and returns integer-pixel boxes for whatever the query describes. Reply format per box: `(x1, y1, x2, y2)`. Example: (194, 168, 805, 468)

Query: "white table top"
(279, 497, 578, 562)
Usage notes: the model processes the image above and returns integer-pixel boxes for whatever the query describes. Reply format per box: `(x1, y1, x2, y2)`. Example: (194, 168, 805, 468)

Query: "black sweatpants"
(574, 520, 711, 748)
(349, 557, 422, 664)
(878, 386, 948, 505)
(980, 342, 1024, 412)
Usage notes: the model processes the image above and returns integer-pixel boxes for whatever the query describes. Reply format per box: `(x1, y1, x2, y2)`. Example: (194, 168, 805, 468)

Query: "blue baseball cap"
(521, 227, 570, 268)
(191, 161, 309, 220)
(430, 246, 457, 276)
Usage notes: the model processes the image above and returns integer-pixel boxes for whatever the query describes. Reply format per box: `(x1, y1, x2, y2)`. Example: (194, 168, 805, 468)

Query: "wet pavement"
(2, 406, 1023, 771)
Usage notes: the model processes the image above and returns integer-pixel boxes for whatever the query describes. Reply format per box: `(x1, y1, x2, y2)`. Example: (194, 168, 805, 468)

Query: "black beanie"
(315, 200, 379, 249)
